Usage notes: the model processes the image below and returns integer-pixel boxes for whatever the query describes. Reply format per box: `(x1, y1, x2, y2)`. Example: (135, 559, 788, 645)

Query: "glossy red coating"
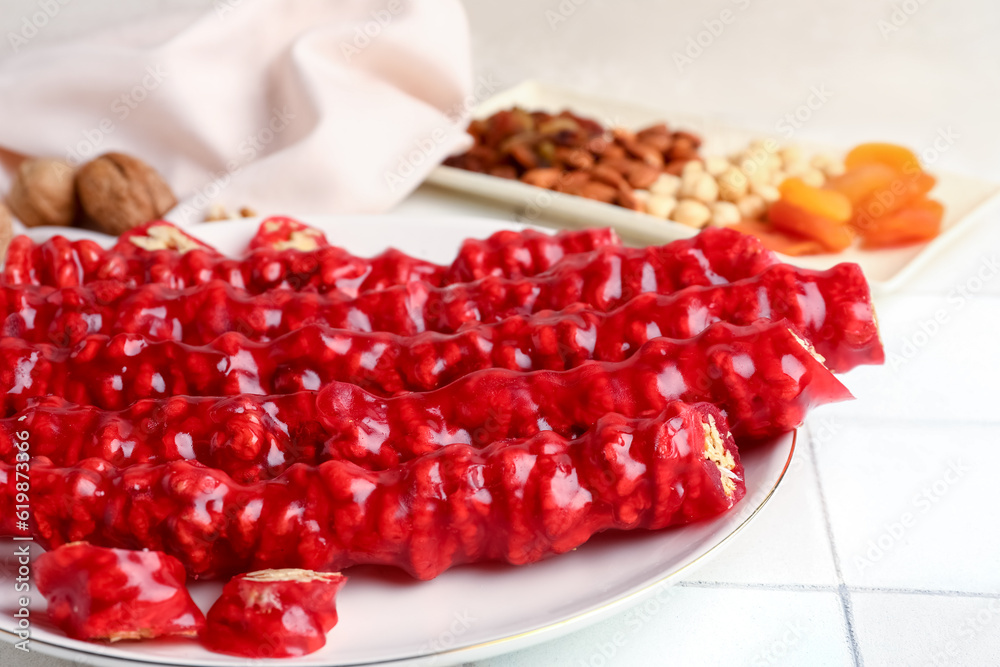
(0, 262, 881, 372)
(203, 569, 347, 657)
(10, 406, 744, 580)
(1, 393, 325, 483)
(35, 542, 205, 641)
(2, 220, 621, 296)
(0, 319, 849, 477)
(0, 226, 777, 349)
(316, 320, 852, 468)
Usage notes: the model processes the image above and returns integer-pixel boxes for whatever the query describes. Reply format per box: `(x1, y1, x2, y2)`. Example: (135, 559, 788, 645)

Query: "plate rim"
(1, 432, 796, 667)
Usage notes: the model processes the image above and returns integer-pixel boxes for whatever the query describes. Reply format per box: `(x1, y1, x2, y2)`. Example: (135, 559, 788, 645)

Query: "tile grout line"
(804, 421, 864, 667)
(806, 413, 1000, 429)
(677, 581, 836, 593)
(678, 580, 1000, 599)
(849, 586, 1000, 599)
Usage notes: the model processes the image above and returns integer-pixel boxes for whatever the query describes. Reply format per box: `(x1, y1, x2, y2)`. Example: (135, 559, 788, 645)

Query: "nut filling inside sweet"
(702, 414, 738, 498)
(271, 229, 323, 252)
(129, 224, 207, 253)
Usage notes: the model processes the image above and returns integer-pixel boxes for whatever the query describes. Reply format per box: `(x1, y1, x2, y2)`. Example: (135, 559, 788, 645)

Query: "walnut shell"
(0, 201, 13, 259)
(75, 153, 177, 235)
(6, 158, 77, 227)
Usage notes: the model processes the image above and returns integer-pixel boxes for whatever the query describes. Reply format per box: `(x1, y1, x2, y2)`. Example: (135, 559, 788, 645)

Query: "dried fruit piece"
(35, 542, 204, 641)
(203, 569, 347, 657)
(778, 177, 852, 222)
(730, 220, 826, 257)
(859, 196, 944, 249)
(851, 171, 936, 229)
(826, 163, 900, 207)
(6, 158, 78, 227)
(844, 142, 921, 174)
(768, 199, 853, 252)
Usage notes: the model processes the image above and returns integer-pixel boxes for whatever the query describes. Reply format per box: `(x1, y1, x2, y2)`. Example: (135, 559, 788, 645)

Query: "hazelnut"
(710, 201, 741, 226)
(646, 194, 677, 220)
(736, 193, 768, 220)
(6, 158, 77, 227)
(0, 201, 13, 259)
(76, 153, 177, 235)
(703, 156, 730, 176)
(672, 199, 712, 228)
(751, 182, 781, 203)
(649, 173, 681, 197)
(205, 204, 229, 222)
(718, 167, 749, 202)
(689, 173, 720, 204)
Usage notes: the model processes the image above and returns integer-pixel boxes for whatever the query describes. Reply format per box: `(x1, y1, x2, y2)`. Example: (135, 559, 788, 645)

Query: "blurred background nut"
(6, 157, 78, 227)
(709, 201, 741, 226)
(76, 152, 177, 235)
(0, 201, 13, 258)
(672, 199, 711, 228)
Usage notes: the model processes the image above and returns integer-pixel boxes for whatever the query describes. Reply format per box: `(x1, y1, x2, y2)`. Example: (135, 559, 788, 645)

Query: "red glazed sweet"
(203, 569, 347, 658)
(317, 319, 851, 469)
(247, 217, 331, 252)
(35, 542, 205, 641)
(1, 226, 777, 348)
(2, 220, 621, 297)
(0, 320, 849, 479)
(11, 405, 744, 580)
(0, 261, 880, 374)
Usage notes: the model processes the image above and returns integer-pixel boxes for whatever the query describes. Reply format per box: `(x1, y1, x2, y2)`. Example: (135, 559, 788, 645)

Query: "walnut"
(6, 158, 78, 227)
(702, 414, 738, 498)
(127, 223, 206, 253)
(0, 201, 13, 259)
(75, 153, 177, 235)
(272, 229, 323, 252)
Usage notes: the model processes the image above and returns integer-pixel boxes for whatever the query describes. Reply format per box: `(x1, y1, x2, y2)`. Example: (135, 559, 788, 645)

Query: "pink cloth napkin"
(0, 0, 474, 224)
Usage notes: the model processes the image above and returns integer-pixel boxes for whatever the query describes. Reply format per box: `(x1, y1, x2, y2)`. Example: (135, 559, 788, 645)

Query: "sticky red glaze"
(2, 220, 621, 296)
(1, 226, 777, 350)
(12, 406, 744, 580)
(0, 262, 876, 414)
(0, 262, 881, 372)
(443, 226, 621, 283)
(316, 320, 852, 468)
(0, 321, 848, 484)
(203, 570, 347, 657)
(34, 542, 205, 641)
(1, 393, 325, 483)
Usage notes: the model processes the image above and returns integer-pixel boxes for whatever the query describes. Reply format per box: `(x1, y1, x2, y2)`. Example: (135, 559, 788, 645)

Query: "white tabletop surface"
(2, 1, 999, 666)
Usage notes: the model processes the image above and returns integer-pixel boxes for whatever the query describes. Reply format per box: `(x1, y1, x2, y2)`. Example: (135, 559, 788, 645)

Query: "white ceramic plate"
(427, 80, 1000, 293)
(0, 216, 796, 666)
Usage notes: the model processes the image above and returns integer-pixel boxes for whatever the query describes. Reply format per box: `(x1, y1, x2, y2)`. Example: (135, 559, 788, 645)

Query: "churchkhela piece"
(202, 569, 347, 658)
(8, 406, 744, 581)
(0, 225, 776, 346)
(316, 319, 852, 468)
(34, 542, 205, 641)
(1, 219, 621, 296)
(0, 264, 885, 376)
(0, 320, 850, 481)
